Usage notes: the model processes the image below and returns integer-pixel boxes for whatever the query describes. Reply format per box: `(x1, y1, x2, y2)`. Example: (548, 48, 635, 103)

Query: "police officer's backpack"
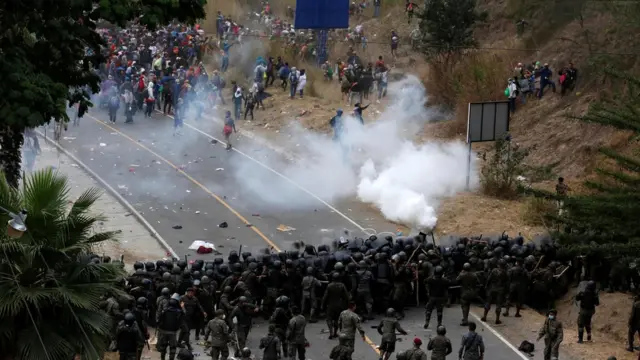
(518, 340, 534, 355)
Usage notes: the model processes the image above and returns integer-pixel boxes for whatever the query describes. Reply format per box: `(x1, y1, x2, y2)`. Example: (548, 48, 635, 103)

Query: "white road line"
(36, 130, 180, 259)
(469, 312, 529, 360)
(156, 110, 526, 358)
(157, 109, 372, 235)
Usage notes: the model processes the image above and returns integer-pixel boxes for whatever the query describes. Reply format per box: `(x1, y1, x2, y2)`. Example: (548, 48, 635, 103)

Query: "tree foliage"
(480, 134, 533, 199)
(527, 69, 640, 254)
(0, 169, 126, 360)
(417, 0, 486, 58)
(0, 0, 207, 186)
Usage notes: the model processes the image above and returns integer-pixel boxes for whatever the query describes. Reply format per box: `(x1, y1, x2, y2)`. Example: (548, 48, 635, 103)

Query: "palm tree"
(0, 168, 126, 360)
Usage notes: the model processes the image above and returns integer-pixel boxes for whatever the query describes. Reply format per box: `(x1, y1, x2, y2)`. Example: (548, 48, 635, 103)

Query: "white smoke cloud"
(228, 74, 479, 230)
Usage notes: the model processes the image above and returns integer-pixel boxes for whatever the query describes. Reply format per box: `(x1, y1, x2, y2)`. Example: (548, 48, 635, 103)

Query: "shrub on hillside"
(480, 133, 533, 199)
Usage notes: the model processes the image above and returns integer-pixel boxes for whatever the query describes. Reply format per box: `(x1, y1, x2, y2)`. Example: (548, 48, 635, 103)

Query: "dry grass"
(435, 192, 546, 238)
(424, 47, 520, 138)
(522, 197, 556, 226)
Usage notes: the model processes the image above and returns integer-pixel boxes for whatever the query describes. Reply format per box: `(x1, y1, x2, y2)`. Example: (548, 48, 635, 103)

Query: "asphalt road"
(50, 107, 530, 360)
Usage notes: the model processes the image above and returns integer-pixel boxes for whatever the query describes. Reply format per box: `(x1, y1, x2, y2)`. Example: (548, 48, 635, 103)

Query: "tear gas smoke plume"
(229, 74, 480, 230)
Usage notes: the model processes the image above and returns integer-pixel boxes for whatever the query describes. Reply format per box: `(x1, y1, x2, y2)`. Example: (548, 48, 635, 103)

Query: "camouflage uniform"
(338, 308, 364, 350)
(456, 267, 479, 326)
(538, 314, 563, 360)
(203, 316, 230, 360)
(286, 314, 307, 360)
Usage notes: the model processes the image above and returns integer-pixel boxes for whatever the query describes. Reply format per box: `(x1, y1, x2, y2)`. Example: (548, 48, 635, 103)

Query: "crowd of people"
(100, 230, 640, 360)
(505, 61, 579, 113)
(62, 5, 638, 360)
(89, 12, 393, 141)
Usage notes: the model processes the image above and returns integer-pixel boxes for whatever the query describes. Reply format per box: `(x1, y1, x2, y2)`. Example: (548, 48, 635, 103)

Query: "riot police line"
(98, 230, 637, 360)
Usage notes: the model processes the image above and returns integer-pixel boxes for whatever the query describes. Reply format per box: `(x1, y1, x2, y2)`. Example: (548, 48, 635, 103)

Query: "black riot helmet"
(306, 266, 314, 275)
(463, 263, 472, 271)
(137, 297, 148, 307)
(276, 295, 290, 307)
(232, 263, 243, 274)
(124, 312, 136, 325)
(201, 276, 211, 284)
(214, 257, 224, 265)
(436, 325, 446, 336)
(161, 287, 171, 296)
(162, 272, 171, 281)
(434, 266, 443, 276)
(191, 261, 202, 271)
(242, 251, 252, 261)
(386, 308, 395, 317)
(228, 251, 239, 263)
(168, 298, 180, 308)
(332, 272, 341, 280)
(219, 264, 229, 274)
(133, 261, 144, 270)
(177, 260, 188, 269)
(145, 262, 155, 271)
(347, 262, 357, 272)
(334, 262, 345, 271)
(358, 260, 368, 269)
(241, 347, 251, 357)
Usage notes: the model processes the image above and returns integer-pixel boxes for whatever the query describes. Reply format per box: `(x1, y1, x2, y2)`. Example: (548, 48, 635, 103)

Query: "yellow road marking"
(86, 114, 279, 250)
(86, 114, 381, 355)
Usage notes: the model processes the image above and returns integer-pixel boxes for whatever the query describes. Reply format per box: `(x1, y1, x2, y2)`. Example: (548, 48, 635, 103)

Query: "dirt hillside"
(191, 1, 640, 359)
(198, 0, 639, 239)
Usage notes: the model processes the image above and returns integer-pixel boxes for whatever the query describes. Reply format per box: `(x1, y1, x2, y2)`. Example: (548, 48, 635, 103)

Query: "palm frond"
(0, 169, 125, 360)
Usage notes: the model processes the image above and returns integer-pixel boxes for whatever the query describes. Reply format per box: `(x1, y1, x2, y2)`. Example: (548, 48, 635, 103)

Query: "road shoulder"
(33, 137, 168, 263)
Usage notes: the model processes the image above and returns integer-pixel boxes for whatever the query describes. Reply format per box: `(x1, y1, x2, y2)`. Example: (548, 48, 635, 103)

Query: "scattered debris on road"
(277, 224, 296, 232)
(216, 168, 224, 171)
(219, 222, 228, 228)
(99, 143, 107, 147)
(172, 225, 183, 230)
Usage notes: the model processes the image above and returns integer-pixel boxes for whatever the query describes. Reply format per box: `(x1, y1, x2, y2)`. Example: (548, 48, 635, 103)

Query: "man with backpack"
(278, 63, 291, 91)
(289, 67, 299, 99)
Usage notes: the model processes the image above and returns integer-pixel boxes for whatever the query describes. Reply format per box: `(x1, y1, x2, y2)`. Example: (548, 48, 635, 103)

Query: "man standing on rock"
(537, 309, 563, 360)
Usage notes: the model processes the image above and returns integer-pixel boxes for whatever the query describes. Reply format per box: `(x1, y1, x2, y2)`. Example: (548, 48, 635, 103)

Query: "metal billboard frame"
(465, 101, 511, 188)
